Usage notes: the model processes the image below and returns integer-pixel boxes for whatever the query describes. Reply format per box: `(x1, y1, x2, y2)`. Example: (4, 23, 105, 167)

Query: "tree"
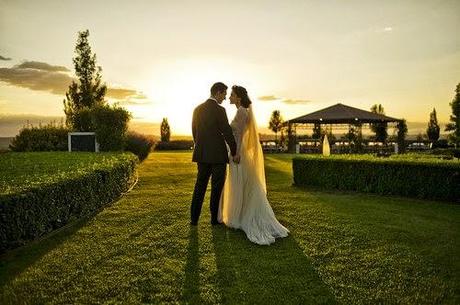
(63, 29, 107, 130)
(370, 104, 388, 144)
(426, 108, 440, 143)
(286, 123, 296, 153)
(345, 123, 363, 152)
(279, 129, 286, 148)
(445, 83, 460, 147)
(426, 108, 440, 142)
(161, 118, 171, 142)
(312, 123, 322, 141)
(397, 119, 408, 154)
(416, 133, 424, 142)
(325, 129, 336, 146)
(268, 110, 283, 144)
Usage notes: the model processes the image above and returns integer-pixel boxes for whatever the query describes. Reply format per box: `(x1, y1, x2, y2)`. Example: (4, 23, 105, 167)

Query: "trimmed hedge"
(293, 156, 460, 202)
(154, 140, 194, 151)
(0, 153, 138, 253)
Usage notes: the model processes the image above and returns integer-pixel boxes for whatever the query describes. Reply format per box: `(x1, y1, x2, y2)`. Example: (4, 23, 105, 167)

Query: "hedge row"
(292, 156, 460, 202)
(154, 140, 194, 151)
(0, 154, 138, 253)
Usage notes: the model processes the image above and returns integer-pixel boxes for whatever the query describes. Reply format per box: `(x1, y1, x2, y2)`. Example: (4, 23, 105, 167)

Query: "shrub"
(432, 139, 449, 149)
(293, 155, 460, 202)
(72, 107, 95, 132)
(154, 140, 194, 151)
(72, 104, 131, 151)
(454, 149, 460, 161)
(91, 104, 131, 151)
(9, 123, 69, 152)
(0, 153, 138, 253)
(124, 131, 155, 161)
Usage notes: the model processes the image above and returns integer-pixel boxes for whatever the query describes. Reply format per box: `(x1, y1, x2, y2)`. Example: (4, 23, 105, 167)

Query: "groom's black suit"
(191, 99, 237, 224)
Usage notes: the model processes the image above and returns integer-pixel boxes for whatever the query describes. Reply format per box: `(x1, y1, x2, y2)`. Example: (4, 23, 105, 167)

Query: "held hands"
(232, 154, 241, 164)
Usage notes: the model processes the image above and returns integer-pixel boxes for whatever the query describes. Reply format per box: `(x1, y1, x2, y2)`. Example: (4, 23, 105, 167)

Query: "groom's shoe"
(211, 221, 222, 226)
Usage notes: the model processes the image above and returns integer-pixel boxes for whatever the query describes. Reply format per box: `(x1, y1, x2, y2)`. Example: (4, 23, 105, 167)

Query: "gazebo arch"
(285, 103, 403, 153)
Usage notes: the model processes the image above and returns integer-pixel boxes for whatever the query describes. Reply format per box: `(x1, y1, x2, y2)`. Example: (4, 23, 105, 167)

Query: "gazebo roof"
(287, 103, 401, 124)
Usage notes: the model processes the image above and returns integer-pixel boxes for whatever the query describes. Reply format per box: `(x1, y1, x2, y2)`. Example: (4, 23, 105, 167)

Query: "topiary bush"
(293, 155, 460, 202)
(124, 131, 155, 161)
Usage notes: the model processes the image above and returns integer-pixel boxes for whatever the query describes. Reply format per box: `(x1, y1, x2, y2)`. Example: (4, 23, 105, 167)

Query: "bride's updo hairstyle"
(232, 85, 252, 108)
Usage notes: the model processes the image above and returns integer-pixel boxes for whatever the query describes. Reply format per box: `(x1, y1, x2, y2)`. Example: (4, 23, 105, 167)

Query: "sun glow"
(137, 58, 269, 135)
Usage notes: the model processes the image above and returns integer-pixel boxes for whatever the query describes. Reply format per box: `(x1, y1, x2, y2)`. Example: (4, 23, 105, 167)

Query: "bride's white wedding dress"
(218, 105, 289, 245)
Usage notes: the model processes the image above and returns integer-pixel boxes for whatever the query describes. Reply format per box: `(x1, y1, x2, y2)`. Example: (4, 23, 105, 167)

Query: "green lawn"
(1, 152, 459, 304)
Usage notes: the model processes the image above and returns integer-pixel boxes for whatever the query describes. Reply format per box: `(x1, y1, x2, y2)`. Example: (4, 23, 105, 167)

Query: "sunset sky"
(1, 0, 459, 137)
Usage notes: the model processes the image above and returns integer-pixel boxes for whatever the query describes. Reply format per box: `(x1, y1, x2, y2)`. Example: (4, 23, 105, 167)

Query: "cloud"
(281, 99, 312, 105)
(375, 26, 394, 33)
(0, 55, 12, 61)
(258, 94, 311, 105)
(116, 99, 151, 106)
(15, 61, 70, 72)
(106, 88, 147, 100)
(258, 95, 280, 101)
(0, 60, 147, 101)
(0, 62, 73, 94)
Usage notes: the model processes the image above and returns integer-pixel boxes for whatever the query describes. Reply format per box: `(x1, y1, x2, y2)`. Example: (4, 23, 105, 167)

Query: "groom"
(190, 82, 238, 226)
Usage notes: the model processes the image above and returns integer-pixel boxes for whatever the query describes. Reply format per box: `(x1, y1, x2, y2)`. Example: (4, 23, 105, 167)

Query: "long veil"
(218, 104, 266, 226)
(240, 105, 267, 194)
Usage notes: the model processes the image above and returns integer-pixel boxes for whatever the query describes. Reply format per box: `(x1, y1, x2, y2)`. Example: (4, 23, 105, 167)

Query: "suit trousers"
(190, 162, 226, 224)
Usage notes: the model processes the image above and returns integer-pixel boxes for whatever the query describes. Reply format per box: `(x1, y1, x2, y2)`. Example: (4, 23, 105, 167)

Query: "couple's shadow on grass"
(182, 224, 338, 305)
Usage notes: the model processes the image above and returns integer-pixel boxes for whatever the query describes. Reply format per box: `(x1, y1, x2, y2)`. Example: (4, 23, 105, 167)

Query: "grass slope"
(0, 152, 459, 304)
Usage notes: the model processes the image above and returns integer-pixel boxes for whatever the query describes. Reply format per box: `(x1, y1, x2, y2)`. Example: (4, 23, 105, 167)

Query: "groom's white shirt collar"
(209, 97, 219, 104)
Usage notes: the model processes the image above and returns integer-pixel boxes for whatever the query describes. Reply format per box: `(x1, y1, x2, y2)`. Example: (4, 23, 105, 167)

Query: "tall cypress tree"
(426, 108, 440, 143)
(445, 83, 460, 147)
(161, 118, 171, 142)
(63, 30, 107, 130)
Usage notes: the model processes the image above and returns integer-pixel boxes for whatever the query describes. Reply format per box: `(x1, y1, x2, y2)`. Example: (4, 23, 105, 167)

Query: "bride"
(218, 85, 289, 245)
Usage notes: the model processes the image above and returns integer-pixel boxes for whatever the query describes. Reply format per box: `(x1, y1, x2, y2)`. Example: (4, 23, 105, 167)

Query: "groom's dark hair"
(210, 82, 228, 96)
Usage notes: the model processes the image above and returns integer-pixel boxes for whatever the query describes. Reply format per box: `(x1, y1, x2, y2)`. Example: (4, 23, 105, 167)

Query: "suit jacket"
(192, 99, 237, 163)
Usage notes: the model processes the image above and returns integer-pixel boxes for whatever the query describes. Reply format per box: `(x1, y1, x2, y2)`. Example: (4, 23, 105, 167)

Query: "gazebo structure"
(285, 103, 403, 154)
